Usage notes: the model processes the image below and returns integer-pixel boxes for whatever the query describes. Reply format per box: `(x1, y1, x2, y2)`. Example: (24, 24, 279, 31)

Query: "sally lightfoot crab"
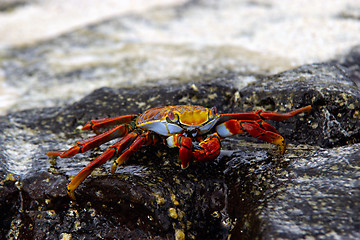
(47, 105, 311, 199)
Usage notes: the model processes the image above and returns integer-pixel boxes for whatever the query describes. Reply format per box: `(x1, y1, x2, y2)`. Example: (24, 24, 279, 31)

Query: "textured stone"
(1, 63, 359, 239)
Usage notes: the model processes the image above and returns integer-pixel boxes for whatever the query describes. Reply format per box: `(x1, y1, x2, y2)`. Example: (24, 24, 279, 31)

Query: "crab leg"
(47, 124, 133, 158)
(220, 105, 312, 122)
(260, 105, 312, 121)
(82, 114, 137, 132)
(110, 131, 160, 174)
(216, 120, 286, 154)
(67, 132, 139, 199)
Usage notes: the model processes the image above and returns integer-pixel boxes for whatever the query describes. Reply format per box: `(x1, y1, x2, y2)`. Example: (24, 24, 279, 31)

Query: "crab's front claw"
(178, 136, 193, 169)
(167, 133, 222, 167)
(192, 133, 221, 162)
(167, 135, 193, 169)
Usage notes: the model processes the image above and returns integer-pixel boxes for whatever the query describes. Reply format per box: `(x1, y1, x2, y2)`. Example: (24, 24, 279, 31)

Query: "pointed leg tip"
(278, 144, 286, 155)
(181, 164, 189, 169)
(111, 163, 117, 174)
(46, 151, 60, 158)
(81, 123, 91, 131)
(67, 186, 76, 200)
(304, 105, 312, 113)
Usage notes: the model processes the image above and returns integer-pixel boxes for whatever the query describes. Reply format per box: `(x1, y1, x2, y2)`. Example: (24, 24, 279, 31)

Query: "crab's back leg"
(216, 120, 286, 154)
(110, 131, 160, 174)
(47, 124, 133, 158)
(220, 105, 312, 122)
(67, 131, 139, 199)
(259, 105, 312, 121)
(82, 114, 138, 131)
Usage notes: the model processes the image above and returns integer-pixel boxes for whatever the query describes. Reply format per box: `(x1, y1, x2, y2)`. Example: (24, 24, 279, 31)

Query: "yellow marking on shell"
(177, 109, 209, 126)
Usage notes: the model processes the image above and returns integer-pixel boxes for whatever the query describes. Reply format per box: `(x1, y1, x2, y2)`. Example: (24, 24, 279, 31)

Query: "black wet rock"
(1, 63, 360, 239)
(338, 44, 360, 86)
(0, 176, 19, 239)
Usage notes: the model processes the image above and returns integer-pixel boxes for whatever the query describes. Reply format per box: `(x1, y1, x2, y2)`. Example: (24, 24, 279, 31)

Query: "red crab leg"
(216, 119, 286, 154)
(220, 105, 312, 122)
(67, 132, 139, 199)
(260, 105, 312, 121)
(46, 124, 133, 158)
(110, 131, 160, 174)
(82, 114, 137, 131)
(166, 134, 193, 169)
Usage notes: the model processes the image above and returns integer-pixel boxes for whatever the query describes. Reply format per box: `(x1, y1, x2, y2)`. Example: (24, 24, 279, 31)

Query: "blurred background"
(0, 0, 359, 115)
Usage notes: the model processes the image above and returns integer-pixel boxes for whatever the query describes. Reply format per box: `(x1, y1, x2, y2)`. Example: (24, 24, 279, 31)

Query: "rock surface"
(1, 63, 359, 239)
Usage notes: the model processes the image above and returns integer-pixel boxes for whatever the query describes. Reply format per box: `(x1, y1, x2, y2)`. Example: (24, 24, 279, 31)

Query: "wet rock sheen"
(1, 63, 360, 239)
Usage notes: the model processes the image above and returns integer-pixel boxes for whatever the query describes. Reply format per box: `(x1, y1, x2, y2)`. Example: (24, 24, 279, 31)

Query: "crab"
(47, 104, 311, 199)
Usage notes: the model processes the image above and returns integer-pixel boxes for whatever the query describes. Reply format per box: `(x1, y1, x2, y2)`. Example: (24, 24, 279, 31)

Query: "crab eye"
(166, 111, 178, 123)
(210, 107, 217, 116)
(168, 111, 175, 120)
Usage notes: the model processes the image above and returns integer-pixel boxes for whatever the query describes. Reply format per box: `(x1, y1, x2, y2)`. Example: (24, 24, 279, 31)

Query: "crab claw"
(179, 137, 193, 169)
(192, 133, 221, 162)
(167, 135, 193, 169)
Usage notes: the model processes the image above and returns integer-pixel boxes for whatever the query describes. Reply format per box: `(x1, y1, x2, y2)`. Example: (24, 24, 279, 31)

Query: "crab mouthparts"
(185, 129, 198, 137)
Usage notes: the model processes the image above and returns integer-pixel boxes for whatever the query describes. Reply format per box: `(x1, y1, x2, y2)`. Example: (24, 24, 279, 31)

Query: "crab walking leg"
(67, 132, 139, 199)
(166, 134, 193, 169)
(260, 105, 312, 121)
(82, 114, 137, 131)
(47, 124, 133, 158)
(220, 105, 312, 122)
(192, 133, 222, 162)
(110, 131, 160, 174)
(216, 120, 286, 154)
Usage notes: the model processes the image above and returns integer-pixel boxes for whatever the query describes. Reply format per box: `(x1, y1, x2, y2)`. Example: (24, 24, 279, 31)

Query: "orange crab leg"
(67, 131, 140, 199)
(216, 120, 286, 154)
(82, 114, 137, 131)
(110, 131, 160, 174)
(220, 105, 312, 122)
(46, 124, 133, 158)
